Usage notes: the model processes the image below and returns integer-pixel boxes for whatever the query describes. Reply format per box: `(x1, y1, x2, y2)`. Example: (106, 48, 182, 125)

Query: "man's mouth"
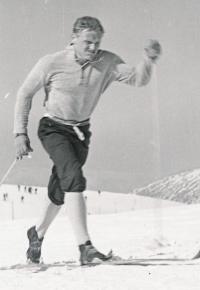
(84, 51, 97, 60)
(87, 51, 95, 55)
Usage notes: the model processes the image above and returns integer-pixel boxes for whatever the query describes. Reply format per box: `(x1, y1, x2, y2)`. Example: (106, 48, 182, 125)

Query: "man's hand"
(15, 134, 33, 160)
(144, 39, 162, 62)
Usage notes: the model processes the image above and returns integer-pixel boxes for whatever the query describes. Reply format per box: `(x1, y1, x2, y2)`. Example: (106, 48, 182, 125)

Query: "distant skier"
(14, 16, 161, 265)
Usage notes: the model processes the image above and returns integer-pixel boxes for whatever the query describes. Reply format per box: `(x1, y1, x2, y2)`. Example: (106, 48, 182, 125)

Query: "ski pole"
(0, 155, 32, 187)
(0, 159, 18, 187)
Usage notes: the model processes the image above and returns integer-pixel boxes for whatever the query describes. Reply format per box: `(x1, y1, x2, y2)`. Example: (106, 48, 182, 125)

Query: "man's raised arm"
(113, 39, 162, 87)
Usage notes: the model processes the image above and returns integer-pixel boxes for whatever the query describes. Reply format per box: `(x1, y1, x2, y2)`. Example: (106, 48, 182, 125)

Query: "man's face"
(73, 30, 103, 61)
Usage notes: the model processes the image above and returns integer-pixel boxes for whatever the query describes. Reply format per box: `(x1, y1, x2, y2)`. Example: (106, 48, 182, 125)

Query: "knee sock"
(35, 199, 62, 239)
(64, 192, 90, 246)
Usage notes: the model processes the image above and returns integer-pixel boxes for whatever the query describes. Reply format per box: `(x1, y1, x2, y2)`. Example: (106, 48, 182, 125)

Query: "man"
(14, 16, 161, 265)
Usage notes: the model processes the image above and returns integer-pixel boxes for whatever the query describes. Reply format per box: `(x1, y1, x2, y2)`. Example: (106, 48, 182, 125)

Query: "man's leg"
(64, 191, 112, 265)
(36, 199, 62, 239)
(26, 121, 65, 263)
(26, 200, 62, 263)
(64, 192, 90, 245)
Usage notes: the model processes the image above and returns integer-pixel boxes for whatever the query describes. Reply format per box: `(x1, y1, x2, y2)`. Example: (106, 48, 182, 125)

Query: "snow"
(0, 185, 200, 289)
(133, 168, 200, 204)
(0, 184, 182, 220)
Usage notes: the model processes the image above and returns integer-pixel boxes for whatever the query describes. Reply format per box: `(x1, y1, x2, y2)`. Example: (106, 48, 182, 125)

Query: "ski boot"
(26, 226, 43, 263)
(79, 242, 113, 265)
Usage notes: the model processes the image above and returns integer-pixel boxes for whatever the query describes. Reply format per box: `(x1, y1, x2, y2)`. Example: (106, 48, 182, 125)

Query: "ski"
(1, 257, 200, 272)
(0, 261, 77, 271)
(100, 258, 200, 266)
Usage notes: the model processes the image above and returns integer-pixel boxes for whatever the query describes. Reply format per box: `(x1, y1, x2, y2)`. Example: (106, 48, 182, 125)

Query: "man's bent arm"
(113, 53, 155, 87)
(113, 40, 161, 87)
(14, 58, 50, 134)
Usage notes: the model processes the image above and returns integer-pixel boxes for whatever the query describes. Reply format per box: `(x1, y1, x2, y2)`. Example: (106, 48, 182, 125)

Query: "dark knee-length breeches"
(38, 117, 91, 205)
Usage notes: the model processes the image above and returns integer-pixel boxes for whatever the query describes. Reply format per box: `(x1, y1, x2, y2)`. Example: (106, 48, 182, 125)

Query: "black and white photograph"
(0, 0, 200, 289)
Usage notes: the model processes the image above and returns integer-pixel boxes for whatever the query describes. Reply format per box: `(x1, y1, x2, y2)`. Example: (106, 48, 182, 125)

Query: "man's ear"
(71, 33, 78, 44)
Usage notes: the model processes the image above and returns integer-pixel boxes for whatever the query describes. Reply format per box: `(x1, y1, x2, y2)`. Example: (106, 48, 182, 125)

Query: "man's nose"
(89, 43, 95, 51)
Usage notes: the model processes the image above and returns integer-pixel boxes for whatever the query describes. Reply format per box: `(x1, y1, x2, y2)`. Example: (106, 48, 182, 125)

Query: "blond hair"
(73, 16, 104, 35)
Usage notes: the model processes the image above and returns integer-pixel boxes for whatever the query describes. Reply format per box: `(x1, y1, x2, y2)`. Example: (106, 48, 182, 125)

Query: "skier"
(14, 16, 161, 265)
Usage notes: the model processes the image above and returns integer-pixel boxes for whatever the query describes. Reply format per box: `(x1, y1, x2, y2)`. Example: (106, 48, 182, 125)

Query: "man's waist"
(43, 113, 90, 127)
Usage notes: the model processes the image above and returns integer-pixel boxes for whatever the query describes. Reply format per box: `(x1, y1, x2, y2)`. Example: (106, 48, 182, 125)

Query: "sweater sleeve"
(112, 53, 155, 87)
(14, 56, 51, 134)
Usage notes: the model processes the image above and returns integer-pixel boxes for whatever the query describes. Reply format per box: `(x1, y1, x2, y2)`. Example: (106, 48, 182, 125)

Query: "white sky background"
(0, 0, 200, 192)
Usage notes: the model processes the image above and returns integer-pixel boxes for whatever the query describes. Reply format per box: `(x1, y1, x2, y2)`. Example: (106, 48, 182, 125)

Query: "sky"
(0, 0, 200, 192)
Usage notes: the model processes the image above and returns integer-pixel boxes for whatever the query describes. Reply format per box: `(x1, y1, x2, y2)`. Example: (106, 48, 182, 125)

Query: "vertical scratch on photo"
(62, 0, 65, 46)
(44, 0, 49, 10)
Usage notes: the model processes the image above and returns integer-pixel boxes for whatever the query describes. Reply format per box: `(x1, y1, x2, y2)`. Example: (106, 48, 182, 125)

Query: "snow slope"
(0, 201, 200, 289)
(133, 168, 200, 204)
(0, 184, 182, 221)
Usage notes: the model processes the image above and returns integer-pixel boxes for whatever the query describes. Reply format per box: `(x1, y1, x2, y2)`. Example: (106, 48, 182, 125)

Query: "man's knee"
(60, 166, 86, 192)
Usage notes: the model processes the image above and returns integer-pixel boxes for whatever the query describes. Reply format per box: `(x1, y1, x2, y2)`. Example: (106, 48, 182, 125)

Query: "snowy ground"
(0, 184, 182, 220)
(0, 185, 200, 289)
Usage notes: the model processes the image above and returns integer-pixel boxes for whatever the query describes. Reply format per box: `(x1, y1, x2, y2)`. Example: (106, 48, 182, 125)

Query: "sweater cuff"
(13, 128, 28, 135)
(15, 133, 28, 138)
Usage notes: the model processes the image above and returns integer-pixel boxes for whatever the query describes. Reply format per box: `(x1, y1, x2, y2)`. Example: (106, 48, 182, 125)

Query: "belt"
(44, 113, 89, 141)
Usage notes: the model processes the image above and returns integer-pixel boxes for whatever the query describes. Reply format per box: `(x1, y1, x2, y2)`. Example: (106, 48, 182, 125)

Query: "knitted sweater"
(14, 44, 154, 133)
